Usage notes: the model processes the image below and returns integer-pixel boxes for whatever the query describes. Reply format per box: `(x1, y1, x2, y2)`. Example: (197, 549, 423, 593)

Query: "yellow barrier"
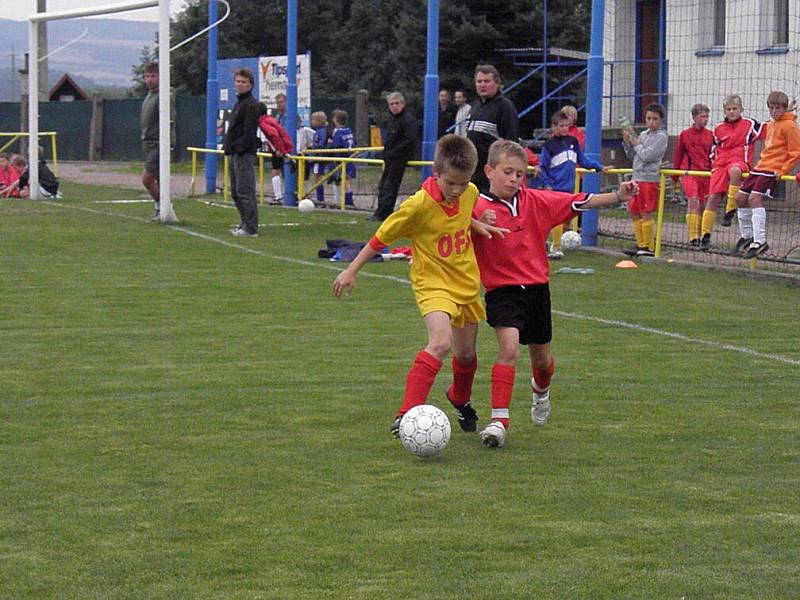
(0, 131, 59, 176)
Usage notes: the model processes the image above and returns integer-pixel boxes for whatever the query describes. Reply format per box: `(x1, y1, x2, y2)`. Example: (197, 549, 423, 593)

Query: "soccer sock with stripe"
(701, 209, 716, 237)
(686, 213, 700, 240)
(532, 355, 555, 394)
(642, 219, 655, 251)
(447, 356, 477, 407)
(490, 363, 515, 429)
(632, 219, 644, 247)
(751, 207, 767, 244)
(737, 207, 753, 239)
(397, 350, 442, 416)
(725, 185, 740, 213)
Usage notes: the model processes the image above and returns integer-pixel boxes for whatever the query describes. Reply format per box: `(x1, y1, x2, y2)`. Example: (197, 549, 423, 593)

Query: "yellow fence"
(0, 132, 59, 176)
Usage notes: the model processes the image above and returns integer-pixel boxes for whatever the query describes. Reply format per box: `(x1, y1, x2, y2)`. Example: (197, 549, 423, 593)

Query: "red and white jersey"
(472, 188, 590, 291)
(710, 116, 765, 169)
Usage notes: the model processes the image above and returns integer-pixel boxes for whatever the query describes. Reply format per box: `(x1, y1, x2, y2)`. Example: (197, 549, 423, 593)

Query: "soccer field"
(1, 182, 799, 599)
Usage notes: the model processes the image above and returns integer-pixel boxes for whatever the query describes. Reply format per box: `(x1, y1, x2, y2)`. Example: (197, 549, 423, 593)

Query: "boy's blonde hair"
(311, 111, 328, 126)
(434, 134, 478, 174)
(766, 90, 789, 108)
(723, 94, 743, 109)
(561, 105, 577, 121)
(11, 155, 27, 168)
(331, 109, 348, 126)
(487, 139, 527, 168)
(691, 103, 710, 116)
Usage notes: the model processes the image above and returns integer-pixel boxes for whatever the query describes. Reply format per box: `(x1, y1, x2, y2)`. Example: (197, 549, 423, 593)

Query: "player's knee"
(427, 338, 452, 359)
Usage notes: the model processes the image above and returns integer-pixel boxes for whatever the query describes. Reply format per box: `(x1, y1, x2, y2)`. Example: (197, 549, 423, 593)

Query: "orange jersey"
(754, 112, 800, 176)
(369, 177, 481, 304)
(711, 116, 765, 169)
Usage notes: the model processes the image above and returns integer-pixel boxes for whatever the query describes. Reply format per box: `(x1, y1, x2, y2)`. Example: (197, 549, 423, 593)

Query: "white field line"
(48, 201, 800, 367)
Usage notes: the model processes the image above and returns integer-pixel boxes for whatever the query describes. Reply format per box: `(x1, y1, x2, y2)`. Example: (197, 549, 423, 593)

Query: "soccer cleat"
(720, 209, 736, 227)
(446, 391, 478, 432)
(699, 233, 711, 251)
(390, 416, 402, 438)
(743, 241, 769, 259)
(547, 248, 564, 260)
(231, 228, 258, 237)
(531, 385, 551, 427)
(230, 224, 244, 233)
(623, 245, 648, 257)
(636, 248, 655, 257)
(479, 421, 506, 448)
(731, 236, 753, 256)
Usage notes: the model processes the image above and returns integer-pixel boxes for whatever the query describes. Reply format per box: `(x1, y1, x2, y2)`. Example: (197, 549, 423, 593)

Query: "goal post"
(28, 0, 177, 223)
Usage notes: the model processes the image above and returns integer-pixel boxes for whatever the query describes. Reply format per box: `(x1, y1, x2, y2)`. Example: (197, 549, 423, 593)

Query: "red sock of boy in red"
(446, 356, 477, 407)
(532, 355, 555, 392)
(397, 350, 442, 416)
(491, 363, 515, 429)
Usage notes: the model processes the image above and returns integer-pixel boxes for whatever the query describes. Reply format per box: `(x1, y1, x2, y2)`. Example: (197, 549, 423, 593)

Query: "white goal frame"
(29, 0, 177, 223)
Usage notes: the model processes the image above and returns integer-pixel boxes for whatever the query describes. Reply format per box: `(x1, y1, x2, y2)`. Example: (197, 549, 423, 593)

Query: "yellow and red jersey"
(369, 177, 481, 304)
(753, 112, 800, 176)
(711, 116, 765, 169)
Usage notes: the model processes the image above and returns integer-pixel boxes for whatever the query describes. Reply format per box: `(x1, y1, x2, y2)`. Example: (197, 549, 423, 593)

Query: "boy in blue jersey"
(329, 109, 356, 207)
(540, 110, 608, 258)
(310, 111, 328, 204)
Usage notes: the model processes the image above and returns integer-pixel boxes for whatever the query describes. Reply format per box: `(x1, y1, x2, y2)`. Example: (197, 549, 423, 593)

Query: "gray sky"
(4, 0, 188, 22)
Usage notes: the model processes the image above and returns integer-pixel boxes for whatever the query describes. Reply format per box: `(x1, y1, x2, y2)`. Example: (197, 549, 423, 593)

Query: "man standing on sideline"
(224, 68, 260, 237)
(437, 89, 456, 138)
(140, 62, 166, 221)
(453, 89, 471, 137)
(370, 92, 418, 221)
(466, 64, 519, 192)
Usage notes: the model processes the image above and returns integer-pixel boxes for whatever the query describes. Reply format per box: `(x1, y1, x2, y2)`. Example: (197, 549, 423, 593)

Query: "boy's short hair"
(551, 110, 569, 126)
(487, 139, 527, 168)
(234, 68, 254, 85)
(474, 64, 501, 84)
(0, 152, 8, 161)
(143, 62, 158, 74)
(257, 101, 268, 116)
(11, 155, 27, 168)
(331, 109, 348, 126)
(767, 90, 789, 108)
(644, 102, 665, 119)
(311, 111, 327, 125)
(275, 92, 286, 101)
(723, 94, 742, 109)
(561, 105, 577, 119)
(434, 134, 478, 174)
(691, 103, 710, 116)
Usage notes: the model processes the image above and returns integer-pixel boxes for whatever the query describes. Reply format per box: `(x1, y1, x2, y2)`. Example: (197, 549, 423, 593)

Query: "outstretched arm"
(332, 244, 381, 297)
(582, 180, 639, 209)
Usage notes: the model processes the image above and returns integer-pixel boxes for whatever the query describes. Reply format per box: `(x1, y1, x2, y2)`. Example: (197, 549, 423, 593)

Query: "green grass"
(1, 182, 799, 599)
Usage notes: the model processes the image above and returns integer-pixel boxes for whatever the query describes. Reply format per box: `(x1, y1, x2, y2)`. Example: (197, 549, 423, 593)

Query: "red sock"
(397, 350, 442, 416)
(446, 356, 477, 407)
(491, 363, 515, 429)
(532, 355, 555, 392)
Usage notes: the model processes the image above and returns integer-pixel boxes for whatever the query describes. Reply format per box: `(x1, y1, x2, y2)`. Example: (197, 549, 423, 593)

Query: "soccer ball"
(398, 405, 451, 457)
(561, 230, 582, 250)
(298, 198, 315, 213)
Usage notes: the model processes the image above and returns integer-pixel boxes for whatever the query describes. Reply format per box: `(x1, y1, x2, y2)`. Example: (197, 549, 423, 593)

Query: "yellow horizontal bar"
(0, 132, 57, 137)
(300, 146, 384, 154)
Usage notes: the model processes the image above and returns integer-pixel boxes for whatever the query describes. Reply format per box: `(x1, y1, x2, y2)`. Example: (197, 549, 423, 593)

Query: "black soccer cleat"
(731, 236, 753, 256)
(390, 416, 402, 438)
(720, 209, 736, 227)
(446, 391, 478, 432)
(743, 241, 769, 260)
(699, 233, 711, 251)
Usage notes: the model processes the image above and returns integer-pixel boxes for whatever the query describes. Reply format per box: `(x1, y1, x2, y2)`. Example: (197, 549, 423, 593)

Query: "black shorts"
(485, 283, 552, 345)
(271, 155, 285, 170)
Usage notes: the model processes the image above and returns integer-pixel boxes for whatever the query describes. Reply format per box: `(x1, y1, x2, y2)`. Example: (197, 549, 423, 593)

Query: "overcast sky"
(4, 0, 188, 22)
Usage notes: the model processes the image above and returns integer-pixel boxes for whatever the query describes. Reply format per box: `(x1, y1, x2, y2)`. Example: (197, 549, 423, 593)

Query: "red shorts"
(740, 170, 777, 196)
(709, 162, 747, 195)
(628, 181, 659, 215)
(680, 175, 709, 202)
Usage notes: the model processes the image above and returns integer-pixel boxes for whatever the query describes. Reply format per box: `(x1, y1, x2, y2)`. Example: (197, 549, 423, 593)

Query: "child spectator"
(540, 110, 608, 259)
(560, 105, 585, 150)
(702, 95, 765, 249)
(622, 103, 668, 257)
(2, 155, 59, 199)
(0, 152, 20, 197)
(672, 103, 713, 247)
(329, 109, 356, 207)
(731, 90, 800, 258)
(257, 101, 293, 205)
(472, 140, 637, 447)
(309, 111, 328, 204)
(332, 135, 507, 437)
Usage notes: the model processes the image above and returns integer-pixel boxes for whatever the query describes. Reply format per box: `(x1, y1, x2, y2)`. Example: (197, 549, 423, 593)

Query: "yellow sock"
(632, 219, 644, 247)
(551, 224, 564, 248)
(642, 219, 655, 251)
(701, 209, 716, 237)
(686, 213, 700, 240)
(725, 185, 739, 213)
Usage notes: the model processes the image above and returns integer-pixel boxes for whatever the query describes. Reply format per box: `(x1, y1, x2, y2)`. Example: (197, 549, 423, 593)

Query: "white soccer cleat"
(479, 421, 506, 448)
(531, 377, 551, 426)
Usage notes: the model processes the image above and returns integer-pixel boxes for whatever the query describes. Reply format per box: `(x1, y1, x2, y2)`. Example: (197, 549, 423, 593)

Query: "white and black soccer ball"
(561, 230, 582, 250)
(399, 405, 451, 457)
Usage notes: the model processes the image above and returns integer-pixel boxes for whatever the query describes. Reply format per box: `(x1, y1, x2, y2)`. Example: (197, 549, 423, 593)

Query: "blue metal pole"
(581, 0, 606, 246)
(542, 0, 548, 130)
(204, 0, 218, 194)
(284, 0, 298, 205)
(421, 0, 439, 180)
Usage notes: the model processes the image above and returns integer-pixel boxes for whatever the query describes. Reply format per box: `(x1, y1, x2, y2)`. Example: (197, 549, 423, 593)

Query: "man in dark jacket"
(436, 89, 457, 138)
(466, 64, 519, 192)
(371, 92, 418, 221)
(223, 68, 260, 236)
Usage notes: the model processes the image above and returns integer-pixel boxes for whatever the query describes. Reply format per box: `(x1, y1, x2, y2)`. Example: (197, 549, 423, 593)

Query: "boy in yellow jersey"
(332, 135, 508, 437)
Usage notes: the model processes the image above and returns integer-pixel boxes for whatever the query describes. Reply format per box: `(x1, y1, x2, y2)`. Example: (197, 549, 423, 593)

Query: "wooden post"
(89, 93, 104, 161)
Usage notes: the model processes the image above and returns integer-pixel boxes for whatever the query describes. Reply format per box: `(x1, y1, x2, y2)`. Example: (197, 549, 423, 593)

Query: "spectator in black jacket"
(371, 92, 418, 221)
(466, 64, 519, 192)
(437, 89, 457, 138)
(223, 68, 260, 236)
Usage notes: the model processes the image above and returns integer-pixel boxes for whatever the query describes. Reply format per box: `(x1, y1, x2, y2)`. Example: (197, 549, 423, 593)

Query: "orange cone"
(615, 259, 638, 269)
